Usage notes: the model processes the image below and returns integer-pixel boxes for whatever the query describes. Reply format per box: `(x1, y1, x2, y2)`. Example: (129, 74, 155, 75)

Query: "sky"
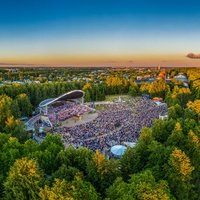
(0, 0, 200, 67)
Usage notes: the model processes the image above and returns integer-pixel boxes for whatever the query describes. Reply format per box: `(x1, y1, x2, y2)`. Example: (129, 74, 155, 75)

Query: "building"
(174, 73, 189, 87)
(39, 90, 85, 115)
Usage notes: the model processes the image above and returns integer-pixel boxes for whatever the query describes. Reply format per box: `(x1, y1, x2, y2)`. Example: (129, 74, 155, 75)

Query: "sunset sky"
(1, 0, 200, 66)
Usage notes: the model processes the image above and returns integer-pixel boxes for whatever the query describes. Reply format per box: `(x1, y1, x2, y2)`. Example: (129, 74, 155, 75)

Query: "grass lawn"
(105, 94, 131, 101)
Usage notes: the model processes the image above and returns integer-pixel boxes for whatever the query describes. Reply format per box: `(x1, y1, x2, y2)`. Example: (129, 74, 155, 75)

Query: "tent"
(123, 142, 137, 148)
(155, 101, 162, 106)
(111, 145, 127, 157)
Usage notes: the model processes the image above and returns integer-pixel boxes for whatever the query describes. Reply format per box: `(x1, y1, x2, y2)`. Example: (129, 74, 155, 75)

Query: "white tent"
(155, 101, 162, 106)
(123, 142, 137, 148)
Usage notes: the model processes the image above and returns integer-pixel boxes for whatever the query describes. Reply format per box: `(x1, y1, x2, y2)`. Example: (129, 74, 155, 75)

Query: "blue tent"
(111, 145, 127, 157)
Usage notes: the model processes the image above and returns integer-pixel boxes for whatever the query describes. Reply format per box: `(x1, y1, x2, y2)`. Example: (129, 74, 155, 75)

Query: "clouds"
(186, 53, 200, 59)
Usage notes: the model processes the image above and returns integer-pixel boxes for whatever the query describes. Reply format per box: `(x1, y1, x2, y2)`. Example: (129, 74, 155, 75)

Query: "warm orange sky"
(1, 53, 200, 67)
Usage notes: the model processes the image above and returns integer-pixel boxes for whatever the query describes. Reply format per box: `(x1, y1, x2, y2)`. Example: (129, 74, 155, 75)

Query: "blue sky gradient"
(1, 0, 200, 66)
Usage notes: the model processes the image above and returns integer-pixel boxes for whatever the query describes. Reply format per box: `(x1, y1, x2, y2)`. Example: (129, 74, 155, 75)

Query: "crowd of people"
(48, 102, 92, 125)
(54, 97, 167, 155)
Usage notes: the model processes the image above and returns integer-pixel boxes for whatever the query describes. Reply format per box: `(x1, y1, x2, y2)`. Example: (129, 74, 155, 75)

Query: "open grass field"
(105, 94, 132, 101)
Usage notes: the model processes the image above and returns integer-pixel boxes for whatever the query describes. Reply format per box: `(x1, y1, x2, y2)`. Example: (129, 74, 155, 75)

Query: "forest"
(0, 68, 199, 199)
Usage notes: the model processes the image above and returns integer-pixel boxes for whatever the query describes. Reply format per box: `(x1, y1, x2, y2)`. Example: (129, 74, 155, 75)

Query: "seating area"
(55, 97, 168, 155)
(47, 102, 92, 125)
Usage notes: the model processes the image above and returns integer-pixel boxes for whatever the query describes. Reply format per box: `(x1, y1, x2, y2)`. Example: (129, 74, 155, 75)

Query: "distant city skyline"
(1, 0, 200, 66)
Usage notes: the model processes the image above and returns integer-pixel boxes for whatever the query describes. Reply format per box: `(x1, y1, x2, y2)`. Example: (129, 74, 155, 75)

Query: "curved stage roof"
(39, 90, 84, 108)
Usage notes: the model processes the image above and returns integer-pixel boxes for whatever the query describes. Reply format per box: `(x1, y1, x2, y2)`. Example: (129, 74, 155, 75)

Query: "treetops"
(0, 111, 199, 200)
(0, 68, 199, 199)
(187, 100, 200, 116)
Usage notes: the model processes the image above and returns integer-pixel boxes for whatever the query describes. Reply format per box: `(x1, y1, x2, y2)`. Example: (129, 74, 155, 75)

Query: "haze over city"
(1, 0, 200, 67)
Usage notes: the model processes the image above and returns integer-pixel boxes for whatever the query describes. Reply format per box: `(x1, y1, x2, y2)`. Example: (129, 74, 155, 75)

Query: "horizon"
(1, 0, 200, 67)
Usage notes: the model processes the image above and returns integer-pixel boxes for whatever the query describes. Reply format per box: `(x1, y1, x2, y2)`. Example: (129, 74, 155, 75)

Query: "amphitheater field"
(60, 112, 98, 127)
(58, 96, 168, 154)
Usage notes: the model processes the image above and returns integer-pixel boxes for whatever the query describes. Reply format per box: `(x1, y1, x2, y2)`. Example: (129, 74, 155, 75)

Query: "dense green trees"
(0, 68, 199, 199)
(0, 110, 199, 199)
(170, 86, 192, 107)
(120, 111, 199, 200)
(0, 95, 28, 141)
(140, 79, 168, 98)
(82, 83, 106, 102)
(167, 148, 194, 200)
(0, 95, 15, 131)
(0, 135, 22, 197)
(16, 93, 32, 116)
(5, 116, 28, 141)
(0, 82, 84, 107)
(0, 135, 101, 199)
(4, 157, 42, 200)
(105, 76, 129, 95)
(128, 82, 139, 96)
(86, 150, 121, 195)
(107, 170, 173, 200)
(39, 176, 99, 200)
